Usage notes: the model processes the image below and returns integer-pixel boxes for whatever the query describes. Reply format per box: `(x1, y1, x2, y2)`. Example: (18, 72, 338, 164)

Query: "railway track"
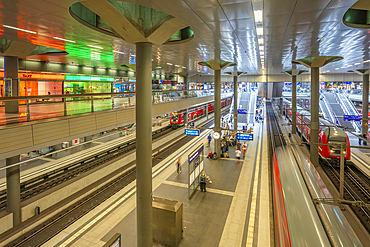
(3, 109, 229, 247)
(0, 125, 172, 211)
(321, 160, 370, 233)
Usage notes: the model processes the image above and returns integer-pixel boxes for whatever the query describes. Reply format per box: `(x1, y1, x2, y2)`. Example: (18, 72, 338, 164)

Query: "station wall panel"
(0, 126, 33, 153)
(116, 108, 135, 123)
(32, 119, 70, 145)
(69, 115, 97, 136)
(96, 112, 117, 129)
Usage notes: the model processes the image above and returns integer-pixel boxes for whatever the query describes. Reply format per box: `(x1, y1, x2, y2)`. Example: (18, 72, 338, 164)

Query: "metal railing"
(0, 89, 232, 125)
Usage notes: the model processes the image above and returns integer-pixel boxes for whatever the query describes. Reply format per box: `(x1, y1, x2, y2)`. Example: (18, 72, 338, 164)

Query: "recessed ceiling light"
(335, 68, 339, 70)
(182, 66, 186, 69)
(259, 46, 264, 51)
(167, 63, 173, 65)
(258, 38, 264, 44)
(87, 45, 103, 49)
(175, 65, 180, 67)
(254, 10, 263, 23)
(53, 37, 76, 43)
(112, 50, 125, 54)
(3, 25, 36, 34)
(260, 51, 265, 55)
(256, 27, 263, 36)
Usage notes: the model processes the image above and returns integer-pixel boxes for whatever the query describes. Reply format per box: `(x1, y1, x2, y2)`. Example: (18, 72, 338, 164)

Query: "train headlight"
(330, 150, 335, 153)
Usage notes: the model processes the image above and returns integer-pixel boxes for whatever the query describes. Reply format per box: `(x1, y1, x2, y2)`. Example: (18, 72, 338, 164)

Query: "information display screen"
(185, 129, 200, 136)
(237, 133, 254, 141)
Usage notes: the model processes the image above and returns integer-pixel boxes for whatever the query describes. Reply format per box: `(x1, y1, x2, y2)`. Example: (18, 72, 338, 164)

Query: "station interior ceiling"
(0, 0, 368, 77)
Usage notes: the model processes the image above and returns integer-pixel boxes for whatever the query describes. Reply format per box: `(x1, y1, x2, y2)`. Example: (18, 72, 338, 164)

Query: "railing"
(0, 89, 232, 126)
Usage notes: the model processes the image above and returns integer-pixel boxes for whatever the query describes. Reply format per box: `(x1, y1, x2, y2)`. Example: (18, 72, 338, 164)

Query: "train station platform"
(39, 111, 271, 247)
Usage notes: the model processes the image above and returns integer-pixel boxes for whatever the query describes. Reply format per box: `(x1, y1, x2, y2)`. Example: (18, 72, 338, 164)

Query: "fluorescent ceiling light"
(364, 60, 370, 63)
(254, 10, 263, 23)
(340, 66, 345, 68)
(175, 65, 180, 67)
(3, 25, 36, 34)
(354, 63, 360, 65)
(260, 51, 265, 55)
(182, 66, 186, 69)
(131, 54, 136, 57)
(260, 55, 264, 59)
(167, 63, 173, 65)
(259, 46, 264, 51)
(256, 27, 263, 36)
(112, 50, 124, 54)
(258, 38, 264, 44)
(87, 45, 103, 49)
(53, 37, 76, 43)
(335, 68, 339, 70)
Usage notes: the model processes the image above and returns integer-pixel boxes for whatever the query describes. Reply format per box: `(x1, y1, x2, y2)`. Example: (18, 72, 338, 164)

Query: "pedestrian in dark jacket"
(200, 171, 207, 192)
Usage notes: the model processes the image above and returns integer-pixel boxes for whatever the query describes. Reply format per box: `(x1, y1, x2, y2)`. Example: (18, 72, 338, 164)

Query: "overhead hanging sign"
(65, 75, 114, 82)
(185, 129, 200, 136)
(237, 109, 248, 114)
(343, 115, 362, 121)
(237, 133, 254, 141)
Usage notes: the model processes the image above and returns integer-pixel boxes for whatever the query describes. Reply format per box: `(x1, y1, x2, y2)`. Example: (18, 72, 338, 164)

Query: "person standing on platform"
(237, 140, 241, 150)
(363, 133, 368, 145)
(176, 157, 182, 174)
(359, 135, 362, 145)
(200, 171, 207, 192)
(207, 134, 212, 147)
(235, 149, 241, 164)
(242, 142, 247, 158)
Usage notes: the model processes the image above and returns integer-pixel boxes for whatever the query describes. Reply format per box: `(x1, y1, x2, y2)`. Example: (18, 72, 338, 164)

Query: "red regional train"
(170, 97, 232, 129)
(283, 100, 350, 161)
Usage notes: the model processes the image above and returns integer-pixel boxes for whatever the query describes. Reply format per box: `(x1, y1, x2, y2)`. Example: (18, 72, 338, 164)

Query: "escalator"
(322, 93, 354, 131)
(248, 92, 257, 123)
(336, 93, 361, 132)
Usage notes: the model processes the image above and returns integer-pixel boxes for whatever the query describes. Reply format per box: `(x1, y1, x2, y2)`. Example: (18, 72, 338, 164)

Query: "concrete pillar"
(184, 108, 188, 126)
(292, 75, 297, 134)
(135, 42, 153, 247)
(214, 70, 221, 157)
(6, 155, 21, 226)
(206, 104, 209, 120)
(4, 56, 19, 113)
(362, 74, 369, 135)
(184, 76, 188, 91)
(310, 67, 320, 167)
(233, 76, 238, 130)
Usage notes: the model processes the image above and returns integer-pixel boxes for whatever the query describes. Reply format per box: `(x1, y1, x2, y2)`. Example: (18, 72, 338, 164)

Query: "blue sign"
(237, 133, 254, 141)
(189, 122, 194, 127)
(238, 109, 248, 114)
(188, 145, 204, 163)
(185, 129, 200, 136)
(344, 115, 362, 121)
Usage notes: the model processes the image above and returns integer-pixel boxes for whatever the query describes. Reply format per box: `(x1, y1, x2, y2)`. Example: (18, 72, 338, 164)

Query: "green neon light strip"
(65, 75, 114, 82)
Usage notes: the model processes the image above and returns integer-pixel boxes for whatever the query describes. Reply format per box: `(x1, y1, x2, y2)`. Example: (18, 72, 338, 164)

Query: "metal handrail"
(0, 89, 218, 102)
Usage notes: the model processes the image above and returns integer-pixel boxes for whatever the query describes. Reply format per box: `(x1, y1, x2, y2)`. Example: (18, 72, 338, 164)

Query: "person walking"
(242, 142, 247, 158)
(200, 171, 207, 192)
(363, 133, 368, 145)
(237, 140, 241, 150)
(207, 134, 212, 147)
(235, 149, 242, 164)
(359, 134, 362, 145)
(176, 157, 182, 174)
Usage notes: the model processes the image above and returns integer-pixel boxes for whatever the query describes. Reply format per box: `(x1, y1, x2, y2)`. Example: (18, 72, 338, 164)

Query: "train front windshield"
(328, 136, 347, 156)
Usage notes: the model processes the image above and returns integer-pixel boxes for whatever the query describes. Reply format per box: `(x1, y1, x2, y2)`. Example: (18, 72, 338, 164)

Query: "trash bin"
(152, 196, 183, 247)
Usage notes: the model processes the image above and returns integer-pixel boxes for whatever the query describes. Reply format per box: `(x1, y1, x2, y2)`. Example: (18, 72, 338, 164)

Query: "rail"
(0, 89, 233, 126)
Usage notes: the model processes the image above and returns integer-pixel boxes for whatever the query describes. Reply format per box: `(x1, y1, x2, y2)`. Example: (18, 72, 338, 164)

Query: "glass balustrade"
(0, 89, 232, 125)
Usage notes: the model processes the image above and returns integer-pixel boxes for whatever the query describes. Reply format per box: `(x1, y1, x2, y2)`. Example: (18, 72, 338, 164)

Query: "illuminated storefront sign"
(0, 72, 65, 80)
(65, 75, 114, 82)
